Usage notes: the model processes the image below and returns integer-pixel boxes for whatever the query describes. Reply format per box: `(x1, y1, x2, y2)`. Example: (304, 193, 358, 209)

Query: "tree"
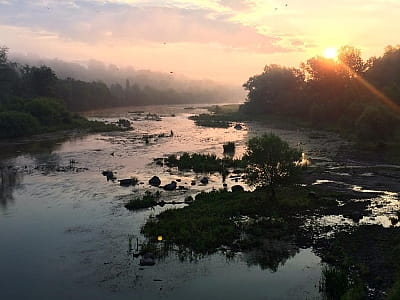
(21, 65, 57, 97)
(243, 133, 302, 198)
(0, 46, 8, 65)
(242, 64, 304, 114)
(338, 45, 365, 75)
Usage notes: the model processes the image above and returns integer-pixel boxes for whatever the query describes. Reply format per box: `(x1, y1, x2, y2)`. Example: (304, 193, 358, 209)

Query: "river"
(1, 104, 398, 299)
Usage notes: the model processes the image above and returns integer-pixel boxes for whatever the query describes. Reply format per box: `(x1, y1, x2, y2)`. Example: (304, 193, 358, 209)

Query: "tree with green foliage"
(24, 98, 71, 127)
(242, 64, 304, 114)
(0, 110, 40, 138)
(243, 133, 302, 198)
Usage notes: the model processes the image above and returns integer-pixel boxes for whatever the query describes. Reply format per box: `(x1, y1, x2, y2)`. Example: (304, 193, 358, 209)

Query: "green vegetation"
(0, 47, 123, 138)
(141, 187, 335, 254)
(165, 152, 244, 173)
(0, 97, 120, 138)
(207, 104, 241, 114)
(125, 191, 161, 210)
(244, 133, 302, 198)
(319, 225, 400, 299)
(319, 266, 366, 300)
(0, 111, 40, 138)
(0, 47, 234, 113)
(189, 114, 231, 128)
(388, 277, 400, 300)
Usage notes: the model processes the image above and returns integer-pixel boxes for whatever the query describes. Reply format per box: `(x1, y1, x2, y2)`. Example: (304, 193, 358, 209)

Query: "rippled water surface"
(3, 104, 397, 299)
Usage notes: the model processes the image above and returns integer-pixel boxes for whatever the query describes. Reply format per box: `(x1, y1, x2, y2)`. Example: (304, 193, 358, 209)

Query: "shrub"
(0, 110, 40, 138)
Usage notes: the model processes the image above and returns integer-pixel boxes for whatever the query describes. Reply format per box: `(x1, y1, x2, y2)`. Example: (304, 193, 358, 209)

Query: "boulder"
(351, 211, 362, 222)
(102, 170, 116, 181)
(184, 196, 194, 204)
(200, 177, 209, 185)
(163, 181, 177, 191)
(119, 178, 137, 186)
(140, 253, 155, 266)
(149, 176, 161, 186)
(231, 185, 244, 192)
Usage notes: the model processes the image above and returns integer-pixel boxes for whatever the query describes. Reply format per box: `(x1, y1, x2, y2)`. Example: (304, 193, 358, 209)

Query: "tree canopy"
(241, 45, 400, 144)
(243, 133, 302, 196)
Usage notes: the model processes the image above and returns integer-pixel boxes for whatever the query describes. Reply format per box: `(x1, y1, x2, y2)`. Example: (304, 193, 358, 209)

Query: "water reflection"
(243, 239, 299, 271)
(34, 153, 62, 174)
(0, 164, 22, 208)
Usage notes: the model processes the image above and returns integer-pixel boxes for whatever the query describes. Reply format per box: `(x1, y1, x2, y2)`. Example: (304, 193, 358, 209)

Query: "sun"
(323, 47, 338, 59)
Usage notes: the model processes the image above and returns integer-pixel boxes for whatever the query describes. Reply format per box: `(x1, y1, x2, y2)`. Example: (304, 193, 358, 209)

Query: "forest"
(0, 47, 235, 112)
(241, 45, 400, 144)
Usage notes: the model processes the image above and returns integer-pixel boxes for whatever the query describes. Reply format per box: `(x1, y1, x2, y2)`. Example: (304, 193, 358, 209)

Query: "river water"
(1, 104, 398, 299)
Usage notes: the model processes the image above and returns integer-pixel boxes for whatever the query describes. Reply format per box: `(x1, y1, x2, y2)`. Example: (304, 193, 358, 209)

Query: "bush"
(243, 133, 302, 197)
(0, 110, 40, 138)
(355, 106, 399, 143)
(24, 97, 71, 126)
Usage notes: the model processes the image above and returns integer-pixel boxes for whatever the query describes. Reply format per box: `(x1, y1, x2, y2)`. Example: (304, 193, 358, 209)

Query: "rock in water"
(231, 185, 244, 192)
(163, 181, 177, 191)
(200, 177, 209, 185)
(149, 176, 161, 186)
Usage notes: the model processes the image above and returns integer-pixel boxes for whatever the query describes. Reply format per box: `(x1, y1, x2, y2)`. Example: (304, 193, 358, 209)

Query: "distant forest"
(241, 45, 400, 143)
(0, 48, 240, 112)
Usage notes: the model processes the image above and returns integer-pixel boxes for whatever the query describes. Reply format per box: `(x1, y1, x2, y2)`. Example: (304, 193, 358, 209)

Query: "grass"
(141, 187, 335, 254)
(164, 152, 244, 173)
(317, 225, 400, 299)
(189, 114, 231, 128)
(70, 117, 122, 133)
(319, 266, 366, 300)
(125, 191, 161, 210)
(387, 276, 400, 300)
(206, 104, 241, 114)
(319, 266, 350, 299)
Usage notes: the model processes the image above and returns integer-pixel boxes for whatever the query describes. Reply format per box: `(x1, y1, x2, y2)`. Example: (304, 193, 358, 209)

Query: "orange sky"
(1, 0, 399, 85)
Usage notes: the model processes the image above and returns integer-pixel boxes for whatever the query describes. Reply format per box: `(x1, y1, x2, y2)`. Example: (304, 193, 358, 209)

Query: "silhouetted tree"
(243, 133, 302, 199)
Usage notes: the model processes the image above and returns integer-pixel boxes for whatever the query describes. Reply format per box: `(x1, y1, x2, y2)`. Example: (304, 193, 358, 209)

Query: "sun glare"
(323, 47, 338, 59)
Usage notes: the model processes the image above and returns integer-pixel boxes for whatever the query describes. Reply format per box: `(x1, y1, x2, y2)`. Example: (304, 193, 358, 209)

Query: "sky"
(1, 0, 399, 85)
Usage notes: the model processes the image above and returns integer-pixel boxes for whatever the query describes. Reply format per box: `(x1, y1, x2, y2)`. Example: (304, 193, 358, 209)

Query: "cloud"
(0, 0, 295, 53)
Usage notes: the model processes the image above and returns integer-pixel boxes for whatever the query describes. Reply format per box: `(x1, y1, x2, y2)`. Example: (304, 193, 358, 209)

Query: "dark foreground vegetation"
(135, 133, 400, 299)
(164, 152, 244, 173)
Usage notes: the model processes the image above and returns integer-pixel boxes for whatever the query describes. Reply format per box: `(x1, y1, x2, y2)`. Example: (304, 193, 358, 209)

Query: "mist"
(11, 53, 246, 104)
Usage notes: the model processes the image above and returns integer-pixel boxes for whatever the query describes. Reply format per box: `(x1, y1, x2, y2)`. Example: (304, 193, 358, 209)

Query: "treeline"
(0, 48, 122, 138)
(241, 45, 400, 143)
(0, 47, 233, 112)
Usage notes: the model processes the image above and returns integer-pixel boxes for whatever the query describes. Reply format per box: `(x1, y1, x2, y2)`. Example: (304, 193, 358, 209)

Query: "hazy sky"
(1, 0, 399, 84)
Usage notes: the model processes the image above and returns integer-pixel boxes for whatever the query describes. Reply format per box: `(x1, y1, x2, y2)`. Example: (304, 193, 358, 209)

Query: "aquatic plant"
(125, 191, 161, 210)
(223, 141, 235, 154)
(164, 152, 243, 173)
(189, 114, 230, 128)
